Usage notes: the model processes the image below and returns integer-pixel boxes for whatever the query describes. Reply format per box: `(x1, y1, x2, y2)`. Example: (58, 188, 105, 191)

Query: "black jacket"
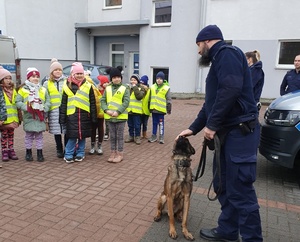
(59, 79, 97, 139)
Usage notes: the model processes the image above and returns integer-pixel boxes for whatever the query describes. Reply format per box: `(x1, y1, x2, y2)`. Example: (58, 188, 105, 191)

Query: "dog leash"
(194, 134, 222, 201)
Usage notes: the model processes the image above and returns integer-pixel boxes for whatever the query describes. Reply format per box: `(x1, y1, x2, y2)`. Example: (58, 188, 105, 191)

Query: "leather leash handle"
(194, 139, 207, 182)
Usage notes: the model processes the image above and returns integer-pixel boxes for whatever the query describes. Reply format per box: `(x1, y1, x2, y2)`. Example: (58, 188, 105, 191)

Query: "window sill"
(151, 23, 171, 28)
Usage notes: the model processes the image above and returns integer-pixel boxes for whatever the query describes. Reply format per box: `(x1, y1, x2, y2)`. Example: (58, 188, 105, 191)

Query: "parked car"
(259, 90, 300, 168)
(41, 64, 111, 85)
(62, 64, 111, 85)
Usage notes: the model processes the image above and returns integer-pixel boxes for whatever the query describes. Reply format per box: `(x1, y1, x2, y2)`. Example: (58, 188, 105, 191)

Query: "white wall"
(139, 0, 202, 93)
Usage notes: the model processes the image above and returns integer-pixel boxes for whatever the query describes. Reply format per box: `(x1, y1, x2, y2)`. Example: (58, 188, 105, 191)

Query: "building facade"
(0, 0, 299, 99)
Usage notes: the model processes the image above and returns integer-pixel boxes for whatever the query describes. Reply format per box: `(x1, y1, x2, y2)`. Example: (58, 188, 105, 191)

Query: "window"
(278, 41, 300, 67)
(105, 0, 122, 8)
(152, 68, 169, 85)
(110, 43, 124, 68)
(153, 0, 172, 25)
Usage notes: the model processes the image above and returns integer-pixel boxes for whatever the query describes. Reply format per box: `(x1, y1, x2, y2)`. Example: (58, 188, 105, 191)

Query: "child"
(43, 58, 67, 158)
(148, 71, 171, 144)
(0, 66, 13, 161)
(139, 75, 150, 139)
(125, 74, 146, 145)
(86, 74, 105, 155)
(59, 62, 97, 163)
(16, 67, 51, 161)
(100, 67, 130, 163)
(97, 75, 110, 141)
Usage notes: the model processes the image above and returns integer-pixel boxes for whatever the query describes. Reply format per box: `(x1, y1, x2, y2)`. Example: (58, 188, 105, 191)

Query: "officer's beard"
(198, 45, 211, 67)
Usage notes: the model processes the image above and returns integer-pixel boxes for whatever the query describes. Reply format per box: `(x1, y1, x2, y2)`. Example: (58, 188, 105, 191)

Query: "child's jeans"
(65, 138, 86, 159)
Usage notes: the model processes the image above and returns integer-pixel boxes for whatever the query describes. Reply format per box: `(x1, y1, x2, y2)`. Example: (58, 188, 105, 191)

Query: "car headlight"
(264, 109, 300, 126)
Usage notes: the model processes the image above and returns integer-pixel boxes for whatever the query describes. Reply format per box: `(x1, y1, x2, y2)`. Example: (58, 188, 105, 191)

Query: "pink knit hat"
(0, 66, 12, 81)
(50, 58, 63, 74)
(71, 62, 84, 74)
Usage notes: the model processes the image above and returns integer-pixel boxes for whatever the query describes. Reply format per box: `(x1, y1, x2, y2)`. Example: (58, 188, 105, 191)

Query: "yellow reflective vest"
(3, 89, 18, 124)
(48, 80, 62, 111)
(127, 89, 143, 114)
(18, 87, 46, 104)
(104, 85, 128, 120)
(150, 84, 170, 114)
(63, 81, 92, 115)
(142, 88, 150, 115)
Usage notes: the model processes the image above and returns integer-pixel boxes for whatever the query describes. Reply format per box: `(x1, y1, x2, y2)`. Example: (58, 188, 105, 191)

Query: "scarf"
(25, 80, 44, 121)
(2, 86, 14, 102)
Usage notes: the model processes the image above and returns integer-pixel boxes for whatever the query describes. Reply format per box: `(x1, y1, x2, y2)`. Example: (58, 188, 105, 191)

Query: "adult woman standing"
(245, 50, 265, 110)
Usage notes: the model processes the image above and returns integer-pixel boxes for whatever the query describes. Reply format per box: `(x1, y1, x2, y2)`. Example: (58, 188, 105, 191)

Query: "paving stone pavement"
(0, 99, 299, 242)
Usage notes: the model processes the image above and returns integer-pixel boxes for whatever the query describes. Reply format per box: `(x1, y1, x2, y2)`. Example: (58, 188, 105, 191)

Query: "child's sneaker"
(74, 156, 85, 162)
(159, 135, 164, 144)
(103, 134, 109, 141)
(64, 157, 74, 163)
(148, 134, 157, 143)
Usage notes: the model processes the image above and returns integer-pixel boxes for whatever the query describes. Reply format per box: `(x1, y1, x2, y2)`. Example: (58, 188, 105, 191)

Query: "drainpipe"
(75, 28, 78, 61)
(196, 0, 208, 93)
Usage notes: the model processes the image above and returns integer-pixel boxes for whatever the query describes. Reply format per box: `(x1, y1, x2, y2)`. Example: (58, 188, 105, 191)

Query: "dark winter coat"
(280, 69, 300, 96)
(250, 61, 264, 103)
(189, 41, 258, 134)
(59, 79, 97, 139)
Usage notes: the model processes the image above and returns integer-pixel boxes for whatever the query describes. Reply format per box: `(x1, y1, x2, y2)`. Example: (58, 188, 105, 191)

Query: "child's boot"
(107, 150, 116, 163)
(89, 142, 95, 155)
(2, 150, 9, 162)
(125, 136, 134, 143)
(37, 149, 44, 162)
(26, 149, 33, 161)
(112, 151, 123, 163)
(134, 136, 141, 145)
(142, 131, 148, 139)
(8, 149, 18, 160)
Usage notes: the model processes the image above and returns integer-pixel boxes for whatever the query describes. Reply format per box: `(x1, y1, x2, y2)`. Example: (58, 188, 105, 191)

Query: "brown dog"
(154, 136, 196, 240)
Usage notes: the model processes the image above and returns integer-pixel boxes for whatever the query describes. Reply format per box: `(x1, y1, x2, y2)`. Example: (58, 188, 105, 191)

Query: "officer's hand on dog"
(176, 129, 193, 140)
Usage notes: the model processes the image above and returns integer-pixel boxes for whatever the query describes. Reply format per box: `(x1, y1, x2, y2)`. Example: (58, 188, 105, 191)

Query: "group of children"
(0, 62, 172, 164)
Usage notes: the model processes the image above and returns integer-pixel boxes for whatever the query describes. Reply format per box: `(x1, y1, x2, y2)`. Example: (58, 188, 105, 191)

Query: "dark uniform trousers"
(213, 123, 263, 242)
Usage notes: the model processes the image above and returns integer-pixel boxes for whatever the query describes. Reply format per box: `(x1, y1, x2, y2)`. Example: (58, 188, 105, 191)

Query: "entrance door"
(129, 52, 139, 76)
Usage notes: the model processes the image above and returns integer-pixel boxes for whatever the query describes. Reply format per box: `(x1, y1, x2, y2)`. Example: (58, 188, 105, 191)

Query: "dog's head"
(173, 136, 195, 157)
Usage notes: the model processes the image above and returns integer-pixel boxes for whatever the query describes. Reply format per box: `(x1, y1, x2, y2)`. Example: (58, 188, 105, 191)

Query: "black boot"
(37, 149, 44, 162)
(26, 149, 33, 161)
(56, 149, 64, 158)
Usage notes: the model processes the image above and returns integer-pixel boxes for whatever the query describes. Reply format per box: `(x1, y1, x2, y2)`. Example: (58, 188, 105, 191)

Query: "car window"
(98, 66, 109, 75)
(63, 66, 72, 76)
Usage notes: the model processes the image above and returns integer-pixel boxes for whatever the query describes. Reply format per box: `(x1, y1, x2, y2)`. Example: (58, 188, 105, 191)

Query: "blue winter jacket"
(250, 61, 264, 103)
(189, 41, 258, 134)
(280, 69, 300, 96)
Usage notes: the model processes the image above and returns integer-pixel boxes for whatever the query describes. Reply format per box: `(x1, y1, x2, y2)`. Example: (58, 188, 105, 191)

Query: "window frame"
(276, 40, 300, 69)
(103, 0, 122, 9)
(152, 0, 172, 27)
(109, 43, 124, 68)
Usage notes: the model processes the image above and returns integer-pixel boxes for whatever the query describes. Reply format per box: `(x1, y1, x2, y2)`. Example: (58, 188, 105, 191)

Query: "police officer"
(280, 54, 300, 95)
(178, 25, 263, 241)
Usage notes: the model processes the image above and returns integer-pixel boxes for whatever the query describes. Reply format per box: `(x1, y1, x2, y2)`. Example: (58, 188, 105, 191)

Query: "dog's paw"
(153, 215, 161, 222)
(183, 231, 195, 241)
(169, 229, 178, 240)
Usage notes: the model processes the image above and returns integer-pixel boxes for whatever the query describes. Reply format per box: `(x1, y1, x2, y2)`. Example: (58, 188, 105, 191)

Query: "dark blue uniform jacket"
(189, 41, 258, 134)
(280, 69, 300, 96)
(250, 61, 264, 103)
